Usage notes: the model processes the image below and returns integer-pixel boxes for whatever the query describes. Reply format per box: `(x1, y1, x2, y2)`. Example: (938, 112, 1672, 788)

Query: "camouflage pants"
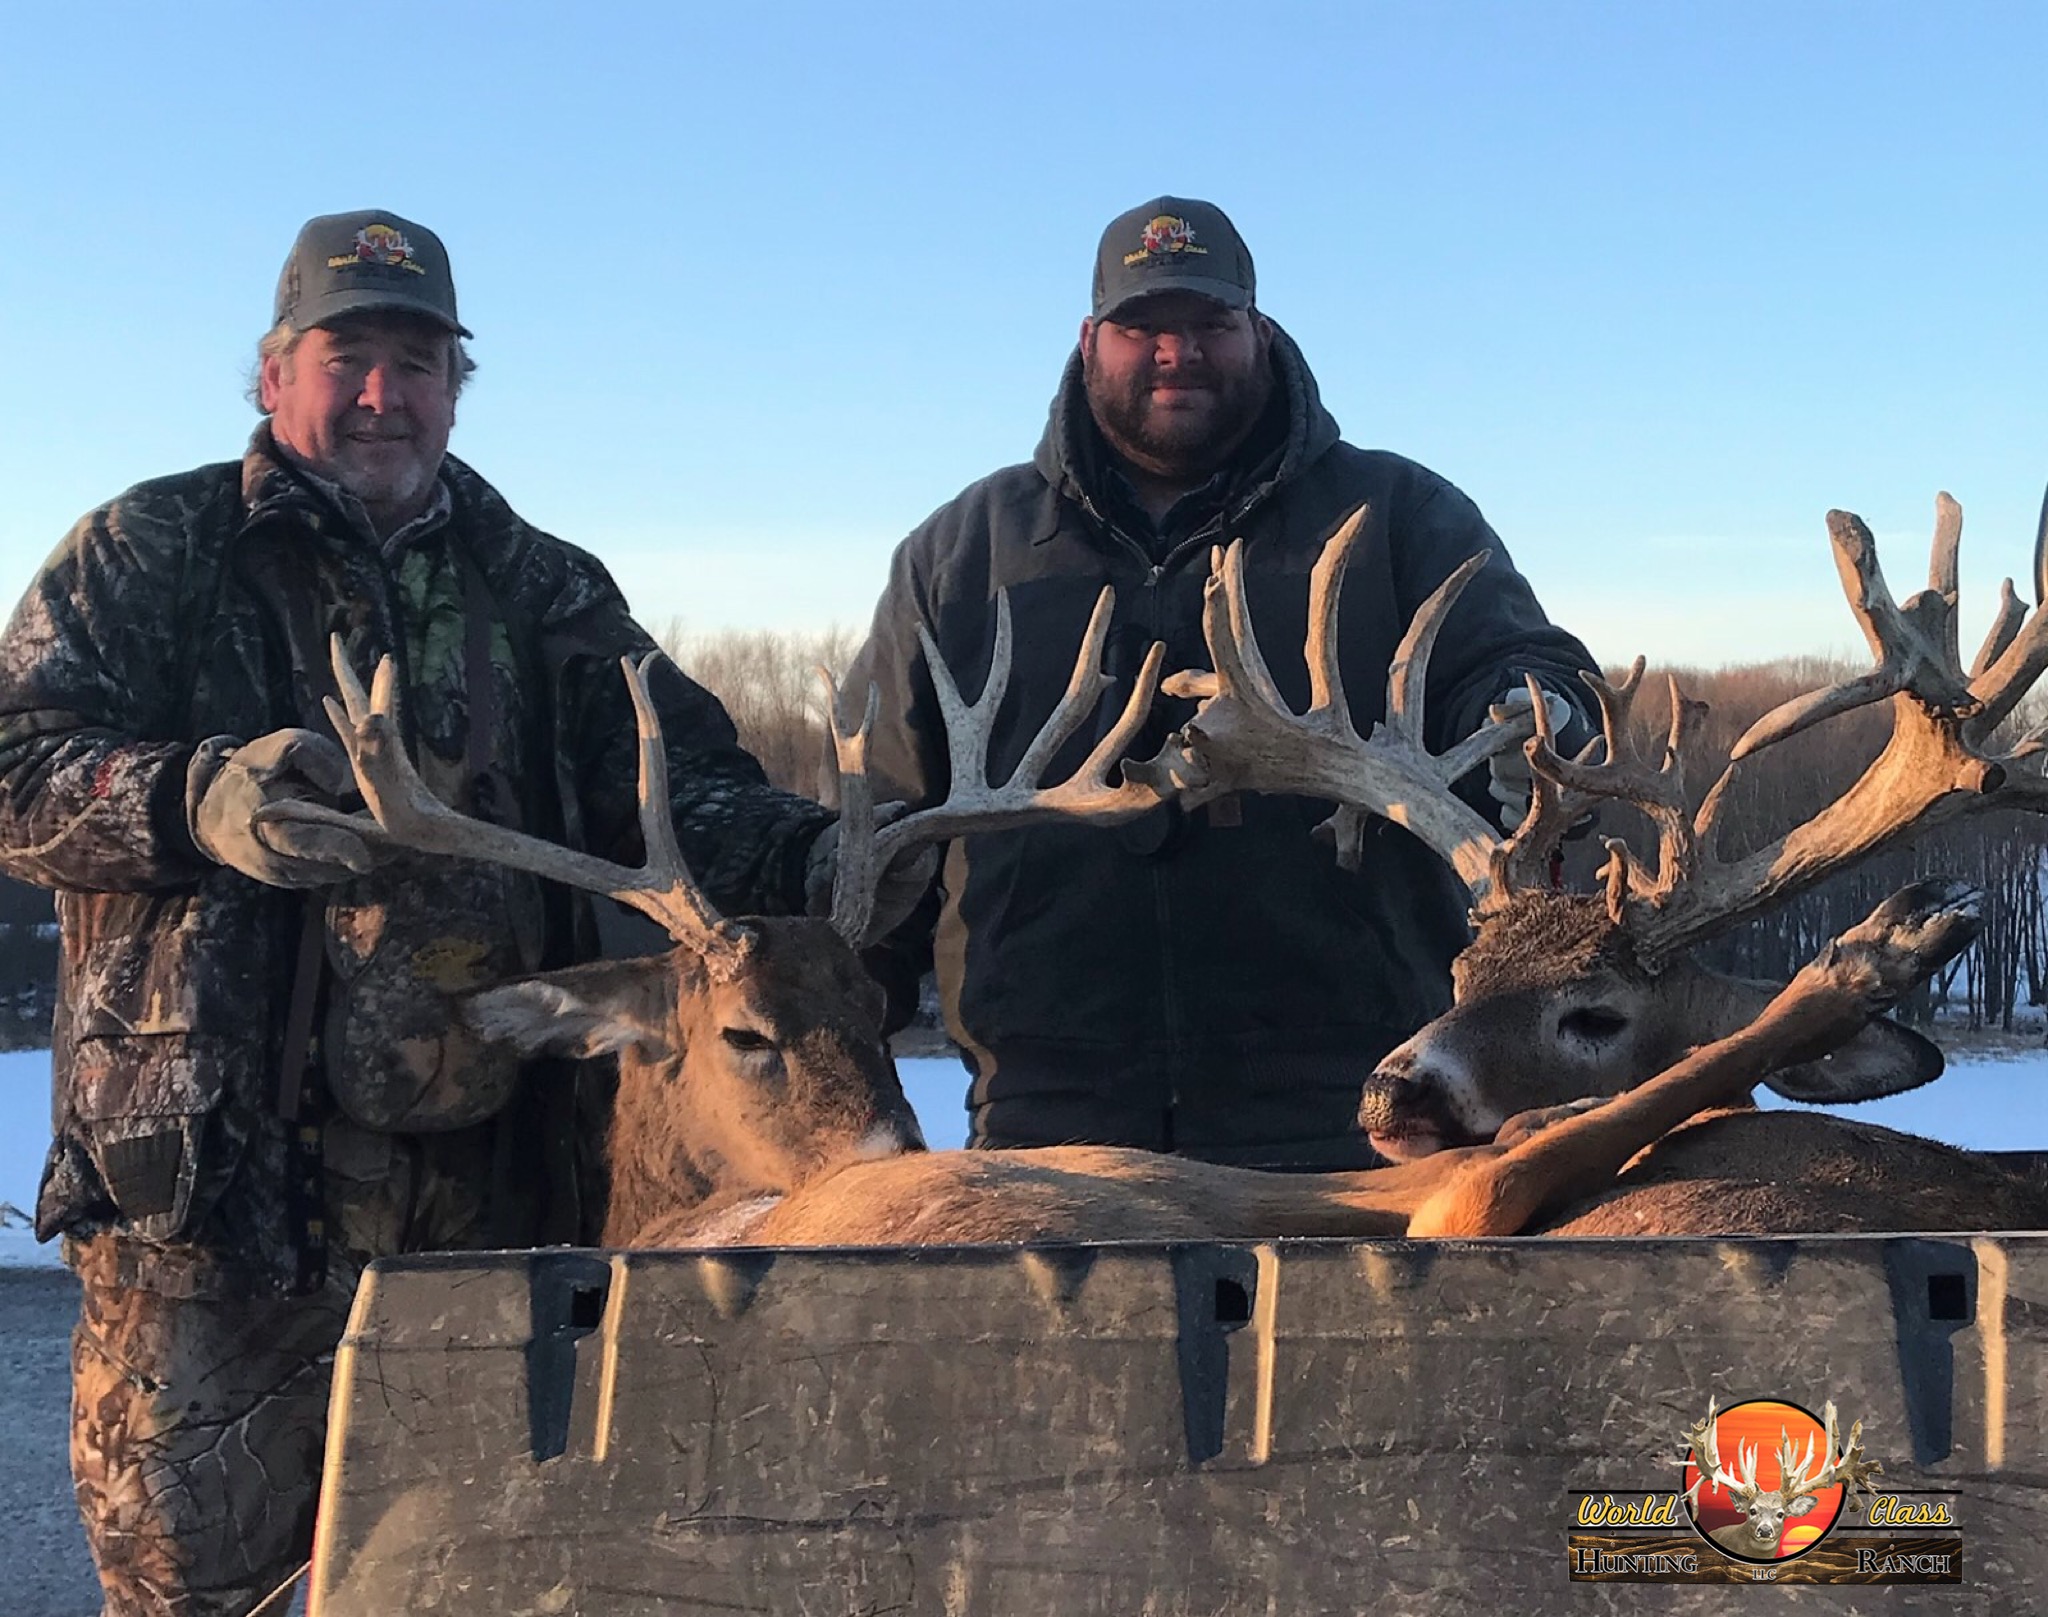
(68, 1118, 495, 1617)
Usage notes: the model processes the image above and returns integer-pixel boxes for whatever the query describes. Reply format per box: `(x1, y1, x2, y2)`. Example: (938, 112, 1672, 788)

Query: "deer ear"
(1761, 1014, 1943, 1102)
(460, 958, 677, 1060)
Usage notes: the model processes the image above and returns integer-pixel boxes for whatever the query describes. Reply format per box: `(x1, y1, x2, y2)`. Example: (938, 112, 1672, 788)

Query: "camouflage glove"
(803, 806, 938, 938)
(187, 728, 376, 888)
(1485, 686, 1575, 831)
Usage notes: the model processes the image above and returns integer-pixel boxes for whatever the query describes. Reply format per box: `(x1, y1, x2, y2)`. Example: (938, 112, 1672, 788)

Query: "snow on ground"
(0, 1050, 59, 1269)
(3, 1044, 2043, 1268)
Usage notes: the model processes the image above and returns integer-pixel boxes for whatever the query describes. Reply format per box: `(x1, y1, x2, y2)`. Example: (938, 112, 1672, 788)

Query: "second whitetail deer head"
(1132, 498, 2048, 1162)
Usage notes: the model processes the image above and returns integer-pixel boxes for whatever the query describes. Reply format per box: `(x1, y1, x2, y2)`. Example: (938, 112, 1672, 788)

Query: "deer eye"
(1557, 1007, 1629, 1042)
(721, 1027, 776, 1053)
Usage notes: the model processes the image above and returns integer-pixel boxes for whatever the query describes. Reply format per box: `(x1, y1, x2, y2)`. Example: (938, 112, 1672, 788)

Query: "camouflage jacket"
(0, 430, 832, 1294)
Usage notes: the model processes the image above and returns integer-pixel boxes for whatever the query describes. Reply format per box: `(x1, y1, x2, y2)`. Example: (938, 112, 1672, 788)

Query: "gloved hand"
(804, 805, 939, 940)
(187, 728, 377, 888)
(1485, 686, 1575, 831)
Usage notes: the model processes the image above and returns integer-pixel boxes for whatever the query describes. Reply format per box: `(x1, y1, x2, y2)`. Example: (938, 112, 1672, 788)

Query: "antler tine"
(608, 651, 756, 967)
(620, 653, 684, 882)
(1797, 1400, 1883, 1501)
(1400, 553, 1510, 784)
(1967, 489, 2048, 735)
(1681, 1396, 1727, 1512)
(1309, 503, 1370, 729)
(1009, 585, 1120, 788)
(1929, 490, 1963, 671)
(1971, 577, 2026, 681)
(828, 590, 1171, 948)
(920, 592, 1015, 798)
(1625, 496, 2048, 963)
(1150, 534, 1524, 899)
(1735, 1439, 1760, 1496)
(270, 636, 755, 973)
(1485, 662, 1633, 906)
(1728, 504, 1974, 765)
(1488, 661, 1703, 924)
(1778, 1424, 1815, 1494)
(818, 669, 881, 945)
(1218, 538, 1288, 714)
(1298, 514, 1372, 870)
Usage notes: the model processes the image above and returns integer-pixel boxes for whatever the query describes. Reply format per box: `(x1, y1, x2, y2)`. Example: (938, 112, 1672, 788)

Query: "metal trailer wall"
(309, 1234, 2047, 1616)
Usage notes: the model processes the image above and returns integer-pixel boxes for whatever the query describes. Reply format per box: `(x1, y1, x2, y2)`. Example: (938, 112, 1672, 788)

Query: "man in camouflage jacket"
(0, 211, 835, 1616)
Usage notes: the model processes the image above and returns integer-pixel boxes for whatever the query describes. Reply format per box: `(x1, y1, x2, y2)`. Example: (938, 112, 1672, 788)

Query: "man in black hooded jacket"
(845, 196, 1599, 1169)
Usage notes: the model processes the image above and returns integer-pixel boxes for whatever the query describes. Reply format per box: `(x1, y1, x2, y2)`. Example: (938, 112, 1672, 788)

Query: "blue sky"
(1, 2, 2043, 668)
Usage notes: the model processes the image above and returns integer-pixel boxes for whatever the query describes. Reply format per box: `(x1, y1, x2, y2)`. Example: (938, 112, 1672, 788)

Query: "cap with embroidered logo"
(272, 209, 471, 337)
(1091, 196, 1256, 321)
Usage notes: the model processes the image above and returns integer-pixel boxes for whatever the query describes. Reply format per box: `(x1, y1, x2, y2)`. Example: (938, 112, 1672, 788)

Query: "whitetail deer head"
(1140, 496, 2048, 1161)
(265, 595, 1169, 1244)
(1682, 1398, 1882, 1557)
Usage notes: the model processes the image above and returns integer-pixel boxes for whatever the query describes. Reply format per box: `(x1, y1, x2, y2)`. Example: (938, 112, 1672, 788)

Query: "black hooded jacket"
(846, 325, 1597, 1166)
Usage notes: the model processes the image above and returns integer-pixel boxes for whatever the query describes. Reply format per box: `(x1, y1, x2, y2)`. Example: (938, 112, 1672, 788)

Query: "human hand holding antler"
(1125, 503, 1588, 902)
(259, 635, 757, 975)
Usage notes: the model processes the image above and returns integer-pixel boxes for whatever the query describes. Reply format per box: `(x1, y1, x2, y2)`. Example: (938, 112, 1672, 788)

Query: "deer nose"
(1358, 1050, 1494, 1162)
(1357, 1068, 1412, 1136)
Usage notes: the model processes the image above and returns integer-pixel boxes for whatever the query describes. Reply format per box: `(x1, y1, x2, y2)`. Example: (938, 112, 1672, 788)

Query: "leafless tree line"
(0, 878, 55, 1051)
(658, 621, 860, 803)
(1593, 658, 2048, 1033)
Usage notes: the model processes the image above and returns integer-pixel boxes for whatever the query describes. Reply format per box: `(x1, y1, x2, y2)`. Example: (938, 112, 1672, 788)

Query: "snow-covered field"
(0, 1050, 57, 1269)
(3, 1044, 2043, 1268)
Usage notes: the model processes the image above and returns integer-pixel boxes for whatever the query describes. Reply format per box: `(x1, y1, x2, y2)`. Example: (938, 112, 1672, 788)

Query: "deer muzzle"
(1358, 1063, 1490, 1162)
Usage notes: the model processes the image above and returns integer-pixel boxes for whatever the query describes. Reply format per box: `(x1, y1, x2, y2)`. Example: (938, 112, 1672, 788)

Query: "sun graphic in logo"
(1681, 1398, 1858, 1564)
(1138, 214, 1198, 256)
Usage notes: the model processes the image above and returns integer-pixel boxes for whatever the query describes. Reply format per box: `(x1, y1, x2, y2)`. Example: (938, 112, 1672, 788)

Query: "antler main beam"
(262, 637, 756, 974)
(1129, 505, 1560, 907)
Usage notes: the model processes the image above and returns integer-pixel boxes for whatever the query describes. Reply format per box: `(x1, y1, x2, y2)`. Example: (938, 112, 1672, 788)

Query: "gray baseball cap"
(1091, 196, 1256, 321)
(272, 209, 471, 337)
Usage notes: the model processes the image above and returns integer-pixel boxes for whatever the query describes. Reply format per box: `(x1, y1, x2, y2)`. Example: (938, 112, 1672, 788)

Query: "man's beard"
(1084, 353, 1273, 482)
(333, 441, 439, 530)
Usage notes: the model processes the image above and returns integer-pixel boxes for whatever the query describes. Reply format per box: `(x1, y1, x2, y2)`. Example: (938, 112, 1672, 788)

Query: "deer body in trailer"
(268, 496, 2048, 1247)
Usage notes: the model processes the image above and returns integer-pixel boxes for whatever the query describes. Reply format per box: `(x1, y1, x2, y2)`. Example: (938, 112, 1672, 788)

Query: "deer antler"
(261, 636, 757, 977)
(1682, 1399, 1764, 1513)
(1681, 1399, 1723, 1513)
(1501, 659, 1719, 926)
(1129, 504, 1575, 908)
(1795, 1401, 1884, 1504)
(823, 585, 1170, 947)
(1615, 496, 2048, 963)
